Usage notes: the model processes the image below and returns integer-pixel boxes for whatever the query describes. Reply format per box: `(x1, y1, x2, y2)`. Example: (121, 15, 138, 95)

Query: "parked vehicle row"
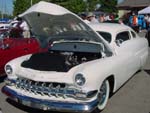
(0, 23, 10, 34)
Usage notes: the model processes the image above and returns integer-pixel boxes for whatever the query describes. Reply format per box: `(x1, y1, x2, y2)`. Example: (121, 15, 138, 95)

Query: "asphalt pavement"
(0, 31, 150, 113)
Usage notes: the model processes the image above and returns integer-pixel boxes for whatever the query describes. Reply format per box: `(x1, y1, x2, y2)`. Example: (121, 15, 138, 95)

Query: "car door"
(114, 30, 141, 81)
(129, 30, 149, 67)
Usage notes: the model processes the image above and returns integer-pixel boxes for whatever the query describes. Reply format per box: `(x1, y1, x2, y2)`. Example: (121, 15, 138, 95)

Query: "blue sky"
(0, 0, 124, 16)
(0, 0, 13, 15)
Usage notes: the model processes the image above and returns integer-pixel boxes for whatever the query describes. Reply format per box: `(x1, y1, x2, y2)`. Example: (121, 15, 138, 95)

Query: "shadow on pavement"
(144, 69, 150, 76)
(6, 98, 66, 113)
(0, 76, 6, 83)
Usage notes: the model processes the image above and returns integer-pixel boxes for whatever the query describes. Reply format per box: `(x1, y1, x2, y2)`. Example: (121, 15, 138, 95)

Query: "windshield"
(24, 13, 102, 48)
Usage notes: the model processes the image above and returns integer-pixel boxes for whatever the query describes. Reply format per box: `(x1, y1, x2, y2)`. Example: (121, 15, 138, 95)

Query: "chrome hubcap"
(98, 81, 107, 105)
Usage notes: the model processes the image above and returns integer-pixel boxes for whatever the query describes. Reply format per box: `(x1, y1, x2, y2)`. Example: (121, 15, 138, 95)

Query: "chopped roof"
(89, 23, 130, 34)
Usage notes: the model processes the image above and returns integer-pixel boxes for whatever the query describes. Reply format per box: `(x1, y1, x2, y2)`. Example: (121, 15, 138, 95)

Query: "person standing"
(130, 14, 139, 32)
(20, 20, 30, 38)
(118, 18, 124, 25)
(132, 14, 138, 26)
(80, 13, 90, 24)
(147, 15, 150, 30)
(99, 14, 105, 23)
(87, 12, 99, 23)
(144, 14, 149, 30)
(9, 17, 23, 38)
(145, 16, 150, 46)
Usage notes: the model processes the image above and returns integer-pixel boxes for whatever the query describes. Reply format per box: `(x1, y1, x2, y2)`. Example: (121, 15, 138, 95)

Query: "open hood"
(19, 1, 104, 48)
(19, 1, 72, 17)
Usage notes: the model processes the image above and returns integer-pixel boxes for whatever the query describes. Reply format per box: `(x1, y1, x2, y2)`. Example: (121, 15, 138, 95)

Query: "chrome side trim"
(2, 86, 99, 112)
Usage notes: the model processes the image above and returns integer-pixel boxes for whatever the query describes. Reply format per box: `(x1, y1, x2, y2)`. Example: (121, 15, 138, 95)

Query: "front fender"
(69, 57, 117, 91)
(5, 54, 32, 79)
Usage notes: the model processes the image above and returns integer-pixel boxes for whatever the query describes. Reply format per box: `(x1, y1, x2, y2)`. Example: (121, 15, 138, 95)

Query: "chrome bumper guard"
(2, 86, 99, 112)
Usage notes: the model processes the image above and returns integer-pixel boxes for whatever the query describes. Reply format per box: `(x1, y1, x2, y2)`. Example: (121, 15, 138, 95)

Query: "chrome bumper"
(2, 86, 99, 112)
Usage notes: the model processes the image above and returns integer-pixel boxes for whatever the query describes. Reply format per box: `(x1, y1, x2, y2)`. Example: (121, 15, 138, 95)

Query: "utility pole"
(1, 0, 4, 19)
(31, 0, 33, 6)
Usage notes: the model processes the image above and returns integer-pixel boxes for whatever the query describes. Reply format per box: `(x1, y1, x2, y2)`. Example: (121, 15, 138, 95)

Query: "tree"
(99, 0, 118, 13)
(13, 0, 29, 16)
(13, 0, 118, 17)
(67, 0, 86, 13)
(88, 0, 101, 11)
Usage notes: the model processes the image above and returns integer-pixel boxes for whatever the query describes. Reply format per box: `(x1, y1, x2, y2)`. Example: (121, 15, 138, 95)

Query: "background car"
(0, 23, 10, 34)
(2, 1, 149, 113)
(0, 29, 44, 76)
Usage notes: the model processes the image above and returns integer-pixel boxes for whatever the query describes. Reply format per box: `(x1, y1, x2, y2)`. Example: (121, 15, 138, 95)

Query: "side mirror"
(115, 39, 123, 47)
(99, 43, 105, 52)
(99, 43, 106, 57)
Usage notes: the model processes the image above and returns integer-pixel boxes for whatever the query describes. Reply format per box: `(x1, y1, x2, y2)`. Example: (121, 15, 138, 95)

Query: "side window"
(131, 31, 136, 38)
(116, 31, 130, 42)
(97, 31, 112, 43)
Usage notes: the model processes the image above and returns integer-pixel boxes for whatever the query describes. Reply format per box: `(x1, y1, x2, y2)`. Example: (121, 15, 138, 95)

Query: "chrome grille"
(15, 77, 80, 98)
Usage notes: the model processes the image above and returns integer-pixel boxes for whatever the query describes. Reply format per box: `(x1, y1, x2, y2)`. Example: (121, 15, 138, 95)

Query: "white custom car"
(2, 1, 149, 113)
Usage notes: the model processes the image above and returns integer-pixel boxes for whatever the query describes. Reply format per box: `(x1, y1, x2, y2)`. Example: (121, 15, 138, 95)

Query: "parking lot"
(0, 32, 150, 113)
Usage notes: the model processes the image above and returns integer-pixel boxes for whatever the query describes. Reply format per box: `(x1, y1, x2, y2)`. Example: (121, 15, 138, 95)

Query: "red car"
(0, 36, 43, 76)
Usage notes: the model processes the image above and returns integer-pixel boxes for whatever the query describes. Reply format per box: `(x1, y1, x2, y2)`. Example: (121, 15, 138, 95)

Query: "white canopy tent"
(138, 6, 150, 14)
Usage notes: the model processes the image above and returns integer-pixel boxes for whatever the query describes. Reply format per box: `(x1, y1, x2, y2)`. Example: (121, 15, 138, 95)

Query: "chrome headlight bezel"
(5, 65, 13, 75)
(74, 73, 86, 86)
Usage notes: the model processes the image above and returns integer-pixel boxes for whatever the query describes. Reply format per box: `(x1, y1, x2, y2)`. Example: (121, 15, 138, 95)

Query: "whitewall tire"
(97, 80, 110, 110)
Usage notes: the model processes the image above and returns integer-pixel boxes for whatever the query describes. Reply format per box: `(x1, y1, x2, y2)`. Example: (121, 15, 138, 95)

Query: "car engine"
(21, 51, 101, 72)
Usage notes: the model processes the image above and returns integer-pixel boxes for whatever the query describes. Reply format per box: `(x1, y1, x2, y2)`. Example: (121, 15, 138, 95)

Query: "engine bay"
(21, 51, 101, 72)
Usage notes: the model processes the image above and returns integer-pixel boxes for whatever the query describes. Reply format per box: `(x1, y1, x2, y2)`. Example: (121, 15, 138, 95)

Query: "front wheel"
(97, 80, 110, 111)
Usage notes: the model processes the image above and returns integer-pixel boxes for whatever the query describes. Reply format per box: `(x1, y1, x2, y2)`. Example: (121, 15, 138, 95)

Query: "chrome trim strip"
(2, 86, 98, 112)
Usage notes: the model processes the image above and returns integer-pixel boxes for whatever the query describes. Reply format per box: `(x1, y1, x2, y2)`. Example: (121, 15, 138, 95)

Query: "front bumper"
(2, 86, 99, 112)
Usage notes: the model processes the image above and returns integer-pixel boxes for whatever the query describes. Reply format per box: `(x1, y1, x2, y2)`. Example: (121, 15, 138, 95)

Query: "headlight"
(5, 65, 13, 75)
(75, 73, 86, 86)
